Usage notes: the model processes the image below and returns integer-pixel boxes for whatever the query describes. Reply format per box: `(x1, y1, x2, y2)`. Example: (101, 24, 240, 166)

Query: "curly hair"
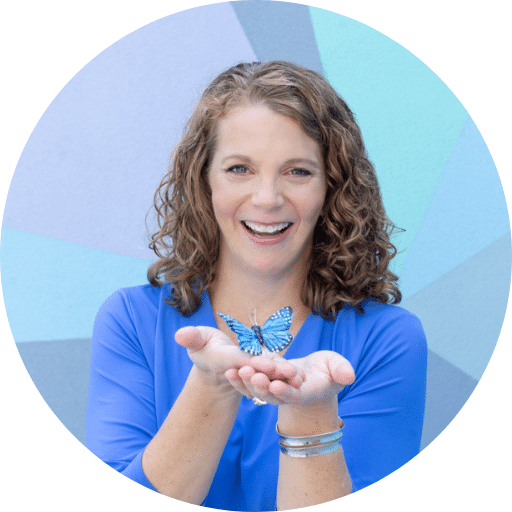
(147, 61, 402, 319)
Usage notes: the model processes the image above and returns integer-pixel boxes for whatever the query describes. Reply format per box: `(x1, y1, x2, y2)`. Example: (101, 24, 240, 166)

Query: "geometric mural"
(1, 0, 510, 504)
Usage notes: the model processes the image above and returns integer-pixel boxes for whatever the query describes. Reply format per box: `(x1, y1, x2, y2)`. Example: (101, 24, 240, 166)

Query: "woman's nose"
(251, 176, 284, 209)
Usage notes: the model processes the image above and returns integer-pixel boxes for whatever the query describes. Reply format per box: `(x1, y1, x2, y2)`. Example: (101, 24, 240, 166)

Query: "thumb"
(327, 354, 356, 386)
(175, 326, 209, 351)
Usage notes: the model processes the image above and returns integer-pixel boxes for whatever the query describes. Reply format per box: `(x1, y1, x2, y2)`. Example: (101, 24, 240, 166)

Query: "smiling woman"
(86, 61, 427, 511)
(209, 104, 326, 283)
(147, 62, 402, 320)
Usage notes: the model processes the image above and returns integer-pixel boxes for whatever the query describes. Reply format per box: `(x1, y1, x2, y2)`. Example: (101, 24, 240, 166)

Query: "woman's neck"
(208, 261, 311, 338)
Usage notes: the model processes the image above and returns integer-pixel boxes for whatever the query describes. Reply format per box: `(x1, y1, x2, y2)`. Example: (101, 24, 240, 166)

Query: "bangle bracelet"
(276, 419, 344, 447)
(276, 419, 344, 457)
(279, 440, 341, 458)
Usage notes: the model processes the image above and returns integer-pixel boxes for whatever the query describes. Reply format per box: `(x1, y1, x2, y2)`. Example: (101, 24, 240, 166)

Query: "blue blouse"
(86, 283, 427, 511)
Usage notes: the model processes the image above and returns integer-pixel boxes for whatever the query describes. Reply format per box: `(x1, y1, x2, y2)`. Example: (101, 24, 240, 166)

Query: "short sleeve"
(86, 289, 157, 492)
(336, 307, 428, 492)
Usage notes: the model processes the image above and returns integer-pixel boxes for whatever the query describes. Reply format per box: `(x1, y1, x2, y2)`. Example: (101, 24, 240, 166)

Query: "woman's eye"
(289, 168, 312, 176)
(227, 165, 249, 174)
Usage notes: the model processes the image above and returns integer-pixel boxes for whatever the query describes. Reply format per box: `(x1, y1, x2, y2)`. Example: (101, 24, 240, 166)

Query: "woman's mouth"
(241, 220, 293, 238)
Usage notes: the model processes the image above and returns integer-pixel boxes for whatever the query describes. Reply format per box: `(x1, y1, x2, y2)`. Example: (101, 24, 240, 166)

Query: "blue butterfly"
(217, 307, 294, 356)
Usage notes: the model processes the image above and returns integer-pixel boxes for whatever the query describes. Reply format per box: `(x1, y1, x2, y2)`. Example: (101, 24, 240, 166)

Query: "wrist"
(278, 395, 340, 437)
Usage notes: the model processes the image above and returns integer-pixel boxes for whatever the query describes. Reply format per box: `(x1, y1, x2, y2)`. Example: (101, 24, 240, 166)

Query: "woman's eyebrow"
(221, 154, 254, 165)
(283, 158, 322, 170)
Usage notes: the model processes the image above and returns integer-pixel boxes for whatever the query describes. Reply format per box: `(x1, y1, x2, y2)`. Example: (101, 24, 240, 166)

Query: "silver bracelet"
(276, 419, 344, 457)
(279, 440, 341, 458)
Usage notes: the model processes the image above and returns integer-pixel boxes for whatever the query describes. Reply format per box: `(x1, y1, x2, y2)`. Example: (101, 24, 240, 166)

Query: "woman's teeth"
(242, 221, 292, 237)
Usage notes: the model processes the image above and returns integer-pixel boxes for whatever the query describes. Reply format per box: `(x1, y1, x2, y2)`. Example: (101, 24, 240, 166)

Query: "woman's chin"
(240, 257, 305, 281)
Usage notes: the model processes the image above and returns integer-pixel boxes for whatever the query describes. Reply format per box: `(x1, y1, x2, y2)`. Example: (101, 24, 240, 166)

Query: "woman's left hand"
(225, 351, 355, 406)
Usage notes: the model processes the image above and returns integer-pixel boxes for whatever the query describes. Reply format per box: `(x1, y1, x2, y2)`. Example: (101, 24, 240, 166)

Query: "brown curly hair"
(147, 61, 402, 319)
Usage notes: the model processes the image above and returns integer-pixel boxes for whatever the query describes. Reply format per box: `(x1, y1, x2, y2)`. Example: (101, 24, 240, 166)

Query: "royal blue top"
(86, 283, 427, 511)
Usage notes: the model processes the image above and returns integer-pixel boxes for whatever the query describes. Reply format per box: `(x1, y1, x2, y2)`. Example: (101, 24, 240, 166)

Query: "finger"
(250, 355, 304, 384)
(284, 373, 304, 389)
(249, 356, 277, 375)
(327, 356, 356, 385)
(241, 372, 268, 396)
(175, 326, 206, 350)
(244, 376, 284, 406)
(273, 359, 306, 383)
(238, 366, 256, 381)
(224, 368, 241, 381)
(247, 361, 302, 389)
(175, 326, 225, 351)
(268, 379, 300, 402)
(250, 372, 271, 388)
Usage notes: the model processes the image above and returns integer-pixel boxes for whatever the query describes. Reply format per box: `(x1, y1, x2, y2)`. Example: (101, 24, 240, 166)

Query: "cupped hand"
(175, 327, 304, 391)
(225, 350, 355, 406)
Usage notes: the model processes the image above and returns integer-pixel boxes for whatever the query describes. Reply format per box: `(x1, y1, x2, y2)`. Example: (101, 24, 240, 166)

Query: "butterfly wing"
(260, 306, 294, 353)
(261, 331, 294, 353)
(217, 312, 262, 356)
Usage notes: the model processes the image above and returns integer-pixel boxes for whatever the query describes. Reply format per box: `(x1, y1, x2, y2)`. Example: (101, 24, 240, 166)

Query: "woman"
(86, 61, 427, 511)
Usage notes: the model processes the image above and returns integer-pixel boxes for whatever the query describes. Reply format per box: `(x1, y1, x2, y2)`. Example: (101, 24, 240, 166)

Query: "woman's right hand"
(224, 350, 354, 407)
(175, 326, 303, 393)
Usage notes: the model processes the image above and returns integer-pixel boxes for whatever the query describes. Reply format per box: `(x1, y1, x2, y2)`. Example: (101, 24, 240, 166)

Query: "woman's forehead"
(214, 104, 322, 162)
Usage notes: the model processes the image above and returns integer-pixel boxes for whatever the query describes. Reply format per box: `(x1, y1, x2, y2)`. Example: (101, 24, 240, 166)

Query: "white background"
(1, 1, 510, 510)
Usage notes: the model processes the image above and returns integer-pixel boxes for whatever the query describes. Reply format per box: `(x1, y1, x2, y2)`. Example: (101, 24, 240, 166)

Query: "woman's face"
(208, 103, 327, 279)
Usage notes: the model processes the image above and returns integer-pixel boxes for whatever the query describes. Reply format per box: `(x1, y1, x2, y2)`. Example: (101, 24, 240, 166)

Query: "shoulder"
(94, 283, 183, 337)
(92, 283, 193, 366)
(95, 283, 171, 320)
(334, 299, 424, 337)
(332, 300, 427, 371)
(99, 282, 169, 307)
(94, 282, 214, 336)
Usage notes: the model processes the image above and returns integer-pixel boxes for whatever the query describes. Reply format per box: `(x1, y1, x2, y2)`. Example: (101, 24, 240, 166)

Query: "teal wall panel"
(1, 228, 149, 341)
